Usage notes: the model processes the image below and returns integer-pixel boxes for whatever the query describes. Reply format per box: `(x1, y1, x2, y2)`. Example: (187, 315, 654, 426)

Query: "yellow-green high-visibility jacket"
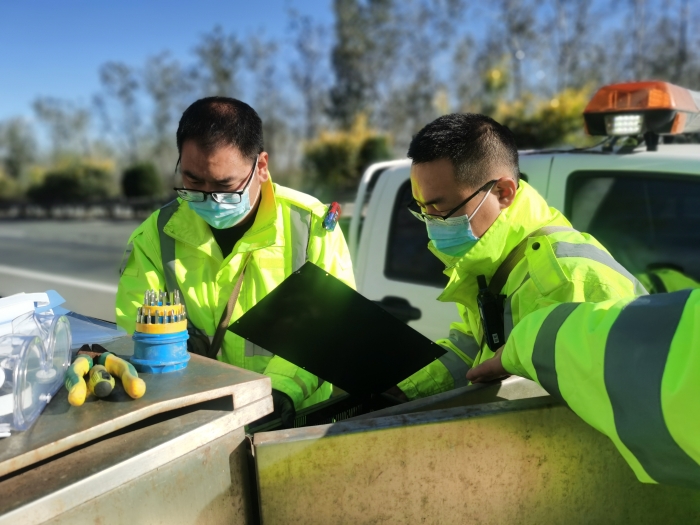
(637, 267, 700, 294)
(502, 290, 700, 489)
(116, 176, 355, 410)
(398, 180, 646, 400)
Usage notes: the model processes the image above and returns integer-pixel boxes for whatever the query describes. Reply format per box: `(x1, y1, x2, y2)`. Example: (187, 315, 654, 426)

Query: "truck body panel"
(254, 391, 700, 524)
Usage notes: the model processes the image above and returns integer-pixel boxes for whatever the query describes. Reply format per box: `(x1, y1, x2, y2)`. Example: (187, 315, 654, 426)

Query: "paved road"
(0, 221, 140, 322)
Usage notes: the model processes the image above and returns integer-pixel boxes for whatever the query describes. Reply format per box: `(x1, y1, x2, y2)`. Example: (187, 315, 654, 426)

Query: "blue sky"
(0, 0, 671, 125)
(0, 0, 333, 120)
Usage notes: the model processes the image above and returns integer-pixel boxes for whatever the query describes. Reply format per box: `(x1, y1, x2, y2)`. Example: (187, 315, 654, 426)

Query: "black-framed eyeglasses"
(407, 180, 497, 223)
(173, 156, 259, 204)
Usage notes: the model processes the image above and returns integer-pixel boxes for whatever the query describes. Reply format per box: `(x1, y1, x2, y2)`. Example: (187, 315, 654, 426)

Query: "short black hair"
(176, 97, 263, 160)
(407, 113, 520, 187)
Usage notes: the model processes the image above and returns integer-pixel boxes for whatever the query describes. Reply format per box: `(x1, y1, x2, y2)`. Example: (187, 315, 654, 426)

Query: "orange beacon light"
(583, 81, 700, 137)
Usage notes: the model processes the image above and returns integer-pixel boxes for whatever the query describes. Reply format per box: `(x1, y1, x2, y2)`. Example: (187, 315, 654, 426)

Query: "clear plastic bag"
(52, 308, 127, 350)
(0, 293, 72, 434)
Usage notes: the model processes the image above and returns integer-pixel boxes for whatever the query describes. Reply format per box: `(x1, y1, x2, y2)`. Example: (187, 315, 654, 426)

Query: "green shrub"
(304, 138, 357, 191)
(121, 162, 162, 198)
(356, 135, 392, 175)
(493, 86, 597, 149)
(27, 164, 112, 205)
(303, 115, 393, 194)
(0, 170, 19, 199)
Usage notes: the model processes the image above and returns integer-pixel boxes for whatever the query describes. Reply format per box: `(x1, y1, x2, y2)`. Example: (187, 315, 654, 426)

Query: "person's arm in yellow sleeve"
(261, 209, 354, 412)
(306, 208, 356, 288)
(115, 219, 165, 334)
(397, 306, 479, 400)
(469, 290, 700, 489)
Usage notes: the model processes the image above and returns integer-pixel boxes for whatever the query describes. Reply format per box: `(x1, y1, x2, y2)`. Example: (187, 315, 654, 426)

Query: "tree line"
(0, 0, 698, 203)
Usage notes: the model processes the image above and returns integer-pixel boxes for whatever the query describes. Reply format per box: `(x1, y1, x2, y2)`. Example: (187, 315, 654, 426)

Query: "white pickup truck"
(349, 141, 700, 341)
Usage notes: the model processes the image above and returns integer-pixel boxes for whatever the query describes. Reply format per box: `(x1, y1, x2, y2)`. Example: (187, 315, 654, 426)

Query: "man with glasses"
(391, 113, 645, 401)
(116, 97, 354, 426)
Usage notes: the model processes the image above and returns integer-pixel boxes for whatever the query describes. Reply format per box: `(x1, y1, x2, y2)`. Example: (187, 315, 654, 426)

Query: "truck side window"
(566, 171, 700, 280)
(384, 180, 449, 288)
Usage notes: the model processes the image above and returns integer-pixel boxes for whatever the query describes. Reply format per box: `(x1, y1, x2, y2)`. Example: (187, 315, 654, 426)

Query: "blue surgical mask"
(188, 189, 254, 229)
(185, 158, 259, 229)
(426, 190, 490, 257)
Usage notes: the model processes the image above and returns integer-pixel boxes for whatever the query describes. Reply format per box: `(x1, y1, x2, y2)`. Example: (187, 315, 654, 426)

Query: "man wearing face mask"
(393, 113, 645, 401)
(116, 98, 354, 426)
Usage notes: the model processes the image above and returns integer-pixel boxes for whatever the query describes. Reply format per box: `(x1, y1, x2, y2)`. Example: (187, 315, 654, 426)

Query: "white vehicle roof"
(521, 142, 700, 163)
(351, 143, 700, 257)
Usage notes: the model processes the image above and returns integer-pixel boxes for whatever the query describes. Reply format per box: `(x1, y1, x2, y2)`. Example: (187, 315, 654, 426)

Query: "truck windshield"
(566, 171, 700, 280)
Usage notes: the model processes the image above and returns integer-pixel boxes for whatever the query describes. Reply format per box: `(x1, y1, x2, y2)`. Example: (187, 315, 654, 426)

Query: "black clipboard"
(229, 262, 446, 397)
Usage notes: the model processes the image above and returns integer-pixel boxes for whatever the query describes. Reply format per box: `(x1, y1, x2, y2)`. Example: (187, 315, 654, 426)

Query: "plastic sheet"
(230, 261, 446, 397)
(52, 307, 128, 351)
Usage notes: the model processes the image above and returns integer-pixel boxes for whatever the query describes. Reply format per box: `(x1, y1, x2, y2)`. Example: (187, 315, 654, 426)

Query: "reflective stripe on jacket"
(398, 180, 645, 400)
(116, 176, 355, 410)
(502, 290, 700, 488)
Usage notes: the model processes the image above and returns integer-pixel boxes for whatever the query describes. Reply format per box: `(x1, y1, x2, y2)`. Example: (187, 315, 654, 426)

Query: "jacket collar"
(163, 175, 281, 260)
(435, 180, 567, 304)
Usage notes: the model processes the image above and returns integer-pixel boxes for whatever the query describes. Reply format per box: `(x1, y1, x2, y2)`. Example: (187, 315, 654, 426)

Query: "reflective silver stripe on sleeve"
(530, 302, 580, 402)
(157, 199, 181, 295)
(158, 199, 207, 337)
(438, 330, 479, 389)
(504, 274, 530, 340)
(119, 242, 134, 276)
(446, 329, 480, 361)
(438, 346, 472, 389)
(552, 242, 648, 295)
(288, 205, 312, 272)
(604, 289, 700, 488)
(504, 295, 514, 341)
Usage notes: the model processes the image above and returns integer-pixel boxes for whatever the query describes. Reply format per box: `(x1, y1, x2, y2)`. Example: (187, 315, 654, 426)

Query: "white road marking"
(0, 265, 118, 293)
(0, 228, 26, 238)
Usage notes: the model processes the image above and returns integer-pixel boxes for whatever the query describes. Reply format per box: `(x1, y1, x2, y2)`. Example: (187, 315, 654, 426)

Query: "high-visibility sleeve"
(636, 268, 700, 294)
(261, 209, 353, 409)
(116, 221, 165, 334)
(398, 235, 640, 402)
(305, 206, 356, 289)
(502, 290, 700, 489)
(397, 317, 479, 400)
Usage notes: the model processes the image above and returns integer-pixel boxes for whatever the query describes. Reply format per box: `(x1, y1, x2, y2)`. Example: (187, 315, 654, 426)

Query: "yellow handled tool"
(98, 352, 146, 399)
(87, 364, 115, 398)
(64, 355, 93, 406)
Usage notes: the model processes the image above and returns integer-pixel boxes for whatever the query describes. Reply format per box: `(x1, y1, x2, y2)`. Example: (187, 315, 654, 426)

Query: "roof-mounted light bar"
(583, 81, 700, 136)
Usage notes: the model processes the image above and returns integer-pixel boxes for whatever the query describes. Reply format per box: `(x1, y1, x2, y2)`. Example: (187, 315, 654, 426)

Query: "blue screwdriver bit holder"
(131, 331, 190, 374)
(130, 289, 190, 373)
